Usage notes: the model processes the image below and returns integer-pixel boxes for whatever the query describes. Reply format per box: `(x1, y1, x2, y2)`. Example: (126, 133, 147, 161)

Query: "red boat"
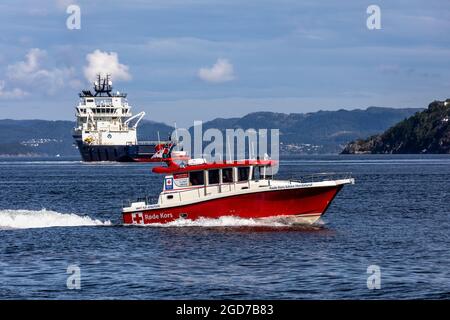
(122, 149, 355, 226)
(130, 141, 190, 163)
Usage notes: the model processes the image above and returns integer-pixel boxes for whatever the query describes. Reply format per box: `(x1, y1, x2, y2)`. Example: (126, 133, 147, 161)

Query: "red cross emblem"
(165, 178, 173, 190)
(132, 213, 143, 224)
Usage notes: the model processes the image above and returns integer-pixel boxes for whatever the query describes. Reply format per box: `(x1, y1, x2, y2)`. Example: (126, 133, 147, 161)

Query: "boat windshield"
(252, 166, 261, 180)
(189, 171, 204, 186)
(208, 169, 220, 184)
(180, 163, 272, 188)
(237, 167, 249, 181)
(252, 166, 271, 180)
(222, 168, 233, 183)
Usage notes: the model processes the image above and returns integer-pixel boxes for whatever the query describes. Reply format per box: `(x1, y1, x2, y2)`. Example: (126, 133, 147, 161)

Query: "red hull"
(123, 185, 343, 225)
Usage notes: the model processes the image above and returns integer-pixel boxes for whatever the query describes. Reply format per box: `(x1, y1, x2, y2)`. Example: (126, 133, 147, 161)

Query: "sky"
(0, 0, 449, 127)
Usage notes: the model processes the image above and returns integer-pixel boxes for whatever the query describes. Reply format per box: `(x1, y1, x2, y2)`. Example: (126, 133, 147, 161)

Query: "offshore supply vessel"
(72, 75, 160, 162)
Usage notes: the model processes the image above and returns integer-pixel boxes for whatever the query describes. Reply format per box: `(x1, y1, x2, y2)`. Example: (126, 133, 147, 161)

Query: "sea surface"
(0, 155, 449, 299)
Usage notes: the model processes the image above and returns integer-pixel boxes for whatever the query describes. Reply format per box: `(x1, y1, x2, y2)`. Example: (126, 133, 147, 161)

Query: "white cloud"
(198, 58, 235, 83)
(7, 48, 46, 79)
(83, 50, 131, 83)
(4, 48, 76, 97)
(55, 0, 77, 10)
(0, 80, 28, 99)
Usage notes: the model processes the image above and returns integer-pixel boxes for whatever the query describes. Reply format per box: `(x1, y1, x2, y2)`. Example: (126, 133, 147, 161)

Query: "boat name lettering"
(270, 183, 313, 190)
(144, 212, 173, 220)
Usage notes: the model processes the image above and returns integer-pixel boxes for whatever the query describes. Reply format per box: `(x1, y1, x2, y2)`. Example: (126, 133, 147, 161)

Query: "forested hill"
(342, 100, 450, 154)
(198, 107, 421, 154)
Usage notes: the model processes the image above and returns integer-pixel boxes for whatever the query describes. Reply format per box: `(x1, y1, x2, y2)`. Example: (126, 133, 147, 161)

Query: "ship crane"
(124, 111, 145, 129)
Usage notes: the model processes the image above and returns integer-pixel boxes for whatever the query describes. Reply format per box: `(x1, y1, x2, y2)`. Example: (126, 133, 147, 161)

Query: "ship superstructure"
(72, 75, 156, 161)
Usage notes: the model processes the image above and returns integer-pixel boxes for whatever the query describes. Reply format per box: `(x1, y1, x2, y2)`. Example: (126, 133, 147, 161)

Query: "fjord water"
(0, 155, 449, 299)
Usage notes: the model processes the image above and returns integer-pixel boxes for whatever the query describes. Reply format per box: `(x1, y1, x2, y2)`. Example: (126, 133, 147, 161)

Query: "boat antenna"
(174, 122, 178, 143)
(157, 131, 160, 145)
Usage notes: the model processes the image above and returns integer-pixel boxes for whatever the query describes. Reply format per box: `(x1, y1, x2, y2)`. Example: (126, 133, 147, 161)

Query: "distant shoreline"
(1, 154, 450, 162)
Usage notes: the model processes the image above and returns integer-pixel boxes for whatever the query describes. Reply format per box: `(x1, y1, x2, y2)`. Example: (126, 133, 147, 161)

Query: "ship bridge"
(77, 74, 132, 119)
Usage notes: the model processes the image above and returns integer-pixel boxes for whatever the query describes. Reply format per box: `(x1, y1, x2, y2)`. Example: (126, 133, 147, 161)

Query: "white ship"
(72, 75, 158, 161)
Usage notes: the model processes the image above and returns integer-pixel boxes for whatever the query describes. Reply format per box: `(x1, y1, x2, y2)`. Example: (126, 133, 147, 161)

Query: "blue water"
(0, 155, 449, 299)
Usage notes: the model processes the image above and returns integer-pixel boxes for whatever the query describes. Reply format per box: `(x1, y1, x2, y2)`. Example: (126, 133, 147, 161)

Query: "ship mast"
(79, 74, 127, 98)
(94, 74, 113, 97)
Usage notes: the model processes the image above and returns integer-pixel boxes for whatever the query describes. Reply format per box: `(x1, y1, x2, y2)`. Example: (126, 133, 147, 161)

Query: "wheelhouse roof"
(152, 159, 276, 174)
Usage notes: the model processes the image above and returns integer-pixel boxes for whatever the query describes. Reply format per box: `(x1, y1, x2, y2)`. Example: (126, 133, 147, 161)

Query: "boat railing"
(122, 199, 132, 208)
(289, 172, 353, 184)
(122, 196, 152, 208)
(137, 140, 163, 145)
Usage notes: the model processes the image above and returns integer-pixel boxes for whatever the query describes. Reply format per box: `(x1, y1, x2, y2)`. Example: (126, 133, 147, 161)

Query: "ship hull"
(74, 140, 157, 162)
(122, 185, 343, 225)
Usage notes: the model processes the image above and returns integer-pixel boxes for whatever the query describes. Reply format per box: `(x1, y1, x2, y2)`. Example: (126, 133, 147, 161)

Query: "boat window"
(189, 171, 204, 186)
(238, 167, 250, 181)
(208, 169, 219, 185)
(222, 168, 233, 183)
(252, 166, 261, 180)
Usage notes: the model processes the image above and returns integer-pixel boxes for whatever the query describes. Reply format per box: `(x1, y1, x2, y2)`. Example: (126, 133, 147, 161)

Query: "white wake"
(0, 209, 111, 229)
(136, 216, 297, 228)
